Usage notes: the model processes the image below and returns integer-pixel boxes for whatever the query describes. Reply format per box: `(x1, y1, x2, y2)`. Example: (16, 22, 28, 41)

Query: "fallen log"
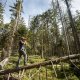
(0, 54, 80, 75)
(0, 58, 9, 70)
(70, 60, 80, 78)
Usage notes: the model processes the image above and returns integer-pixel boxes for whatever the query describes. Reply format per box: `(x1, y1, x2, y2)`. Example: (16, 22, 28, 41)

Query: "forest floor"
(0, 54, 80, 80)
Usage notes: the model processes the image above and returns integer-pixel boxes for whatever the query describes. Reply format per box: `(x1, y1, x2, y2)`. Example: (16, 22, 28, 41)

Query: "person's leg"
(22, 51, 27, 65)
(16, 52, 22, 68)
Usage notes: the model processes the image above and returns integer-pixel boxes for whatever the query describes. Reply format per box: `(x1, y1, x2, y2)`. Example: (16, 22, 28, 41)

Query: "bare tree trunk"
(64, 0, 80, 54)
(41, 37, 44, 58)
(1, 0, 22, 60)
(56, 0, 71, 55)
(1, 15, 18, 60)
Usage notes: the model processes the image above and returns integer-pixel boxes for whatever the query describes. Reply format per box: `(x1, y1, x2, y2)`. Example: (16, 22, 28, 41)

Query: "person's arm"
(25, 41, 31, 49)
(20, 40, 25, 44)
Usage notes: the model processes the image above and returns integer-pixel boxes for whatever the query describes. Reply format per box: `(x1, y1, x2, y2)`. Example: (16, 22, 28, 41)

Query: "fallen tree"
(0, 54, 80, 75)
(0, 58, 9, 70)
(70, 60, 80, 78)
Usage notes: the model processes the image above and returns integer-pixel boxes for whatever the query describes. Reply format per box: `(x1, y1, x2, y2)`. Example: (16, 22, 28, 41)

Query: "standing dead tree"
(64, 0, 80, 54)
(1, 0, 23, 61)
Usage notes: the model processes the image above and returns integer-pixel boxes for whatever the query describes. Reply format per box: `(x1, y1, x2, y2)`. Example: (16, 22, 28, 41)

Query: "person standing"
(16, 37, 31, 68)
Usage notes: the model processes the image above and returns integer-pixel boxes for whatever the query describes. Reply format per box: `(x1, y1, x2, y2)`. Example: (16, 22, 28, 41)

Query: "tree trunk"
(57, 0, 71, 55)
(1, 0, 22, 60)
(41, 38, 44, 58)
(1, 17, 18, 60)
(64, 0, 80, 54)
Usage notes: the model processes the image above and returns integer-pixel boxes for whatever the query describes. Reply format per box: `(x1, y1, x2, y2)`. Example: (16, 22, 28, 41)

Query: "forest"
(0, 0, 80, 80)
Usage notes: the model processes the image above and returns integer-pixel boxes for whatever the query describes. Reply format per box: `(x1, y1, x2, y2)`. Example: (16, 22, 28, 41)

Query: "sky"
(2, 0, 80, 26)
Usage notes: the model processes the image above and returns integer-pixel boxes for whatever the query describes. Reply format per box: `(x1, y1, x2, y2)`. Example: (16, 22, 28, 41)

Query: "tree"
(0, 2, 4, 28)
(75, 11, 80, 34)
(1, 0, 23, 60)
(56, 0, 70, 56)
(29, 7, 61, 58)
(29, 16, 40, 55)
(64, 0, 80, 54)
(12, 23, 27, 54)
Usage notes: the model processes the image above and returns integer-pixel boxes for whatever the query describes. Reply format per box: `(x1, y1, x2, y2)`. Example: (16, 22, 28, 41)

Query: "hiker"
(16, 37, 31, 68)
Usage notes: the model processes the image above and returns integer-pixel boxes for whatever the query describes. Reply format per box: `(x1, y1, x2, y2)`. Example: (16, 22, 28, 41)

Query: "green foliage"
(29, 9, 61, 57)
(29, 55, 45, 63)
(18, 25, 28, 37)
